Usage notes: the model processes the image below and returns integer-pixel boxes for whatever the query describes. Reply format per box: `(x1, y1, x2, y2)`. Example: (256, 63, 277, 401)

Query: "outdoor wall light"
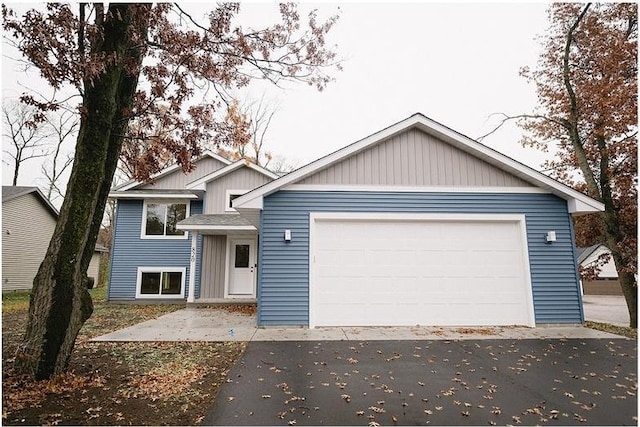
(284, 229, 292, 242)
(545, 231, 557, 243)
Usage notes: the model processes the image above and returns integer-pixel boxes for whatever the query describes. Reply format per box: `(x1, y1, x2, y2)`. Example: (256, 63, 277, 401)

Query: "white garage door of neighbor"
(310, 213, 534, 328)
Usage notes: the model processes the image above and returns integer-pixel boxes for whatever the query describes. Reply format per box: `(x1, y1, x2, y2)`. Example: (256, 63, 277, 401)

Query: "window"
(225, 190, 248, 212)
(234, 244, 250, 268)
(142, 201, 189, 238)
(136, 267, 186, 298)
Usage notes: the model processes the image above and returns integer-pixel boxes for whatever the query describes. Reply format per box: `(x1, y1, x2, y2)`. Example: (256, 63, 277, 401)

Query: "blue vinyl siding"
(108, 199, 203, 300)
(259, 191, 583, 326)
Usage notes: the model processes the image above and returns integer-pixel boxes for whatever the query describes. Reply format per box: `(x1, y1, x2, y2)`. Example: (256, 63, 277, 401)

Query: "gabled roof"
(576, 244, 610, 264)
(186, 159, 279, 190)
(233, 113, 605, 215)
(115, 150, 232, 191)
(2, 186, 58, 218)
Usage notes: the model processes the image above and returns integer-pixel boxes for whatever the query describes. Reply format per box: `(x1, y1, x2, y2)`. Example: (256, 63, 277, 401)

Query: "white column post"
(187, 231, 198, 303)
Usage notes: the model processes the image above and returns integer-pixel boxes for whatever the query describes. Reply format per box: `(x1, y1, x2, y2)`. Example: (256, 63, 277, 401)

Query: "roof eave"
(108, 191, 201, 199)
(176, 224, 256, 231)
(115, 151, 232, 191)
(233, 113, 604, 214)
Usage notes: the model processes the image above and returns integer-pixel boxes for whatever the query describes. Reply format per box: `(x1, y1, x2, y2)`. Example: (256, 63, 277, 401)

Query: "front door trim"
(224, 237, 257, 298)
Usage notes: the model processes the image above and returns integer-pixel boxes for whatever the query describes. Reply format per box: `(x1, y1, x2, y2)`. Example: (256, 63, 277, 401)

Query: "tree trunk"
(17, 4, 149, 380)
(619, 271, 637, 328)
(12, 156, 19, 186)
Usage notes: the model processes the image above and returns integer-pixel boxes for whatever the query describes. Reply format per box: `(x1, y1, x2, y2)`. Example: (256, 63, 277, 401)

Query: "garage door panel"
(311, 216, 534, 327)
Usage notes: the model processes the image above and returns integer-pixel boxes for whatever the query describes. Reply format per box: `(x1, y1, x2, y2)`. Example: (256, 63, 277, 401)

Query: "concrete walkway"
(92, 307, 625, 342)
(582, 295, 630, 326)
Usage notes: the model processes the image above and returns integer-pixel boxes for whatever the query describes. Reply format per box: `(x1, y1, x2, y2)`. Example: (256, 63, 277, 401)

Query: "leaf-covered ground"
(2, 288, 246, 426)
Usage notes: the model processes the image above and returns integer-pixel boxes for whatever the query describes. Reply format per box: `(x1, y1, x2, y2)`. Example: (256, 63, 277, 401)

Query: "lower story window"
(137, 267, 186, 298)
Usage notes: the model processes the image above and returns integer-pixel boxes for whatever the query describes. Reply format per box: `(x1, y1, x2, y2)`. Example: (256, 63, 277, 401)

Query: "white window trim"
(136, 266, 187, 299)
(141, 199, 191, 239)
(225, 190, 249, 213)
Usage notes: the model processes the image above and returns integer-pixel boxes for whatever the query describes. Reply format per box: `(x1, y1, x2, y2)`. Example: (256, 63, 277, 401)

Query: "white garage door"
(310, 213, 534, 327)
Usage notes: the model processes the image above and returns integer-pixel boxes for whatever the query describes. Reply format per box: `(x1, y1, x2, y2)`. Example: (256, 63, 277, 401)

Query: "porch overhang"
(177, 214, 256, 234)
(108, 189, 204, 200)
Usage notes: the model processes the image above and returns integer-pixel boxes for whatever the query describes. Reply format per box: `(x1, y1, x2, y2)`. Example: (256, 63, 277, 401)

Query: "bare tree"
(2, 101, 49, 185)
(216, 95, 279, 167)
(246, 95, 278, 168)
(268, 154, 299, 175)
(40, 109, 78, 202)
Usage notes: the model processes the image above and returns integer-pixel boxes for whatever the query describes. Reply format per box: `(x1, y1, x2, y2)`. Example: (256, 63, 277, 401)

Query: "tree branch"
(476, 112, 569, 142)
(562, 3, 602, 200)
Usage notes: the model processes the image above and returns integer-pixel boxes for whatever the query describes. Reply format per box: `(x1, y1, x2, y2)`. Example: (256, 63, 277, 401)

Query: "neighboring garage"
(310, 213, 535, 327)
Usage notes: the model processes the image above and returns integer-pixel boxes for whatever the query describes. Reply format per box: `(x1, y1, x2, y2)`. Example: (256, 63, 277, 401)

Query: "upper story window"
(142, 201, 189, 238)
(225, 190, 248, 212)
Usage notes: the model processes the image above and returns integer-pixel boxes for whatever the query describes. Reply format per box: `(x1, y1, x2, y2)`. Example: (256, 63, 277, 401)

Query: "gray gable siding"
(139, 157, 227, 190)
(204, 166, 273, 214)
(2, 193, 58, 291)
(200, 235, 227, 298)
(258, 191, 582, 326)
(299, 129, 533, 187)
(108, 199, 203, 300)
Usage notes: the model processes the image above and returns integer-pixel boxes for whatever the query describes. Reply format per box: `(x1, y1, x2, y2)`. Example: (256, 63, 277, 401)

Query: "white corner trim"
(136, 266, 187, 299)
(284, 185, 550, 194)
(187, 232, 198, 303)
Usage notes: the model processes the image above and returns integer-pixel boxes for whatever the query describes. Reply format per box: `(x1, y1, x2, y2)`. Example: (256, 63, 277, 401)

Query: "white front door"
(227, 238, 257, 297)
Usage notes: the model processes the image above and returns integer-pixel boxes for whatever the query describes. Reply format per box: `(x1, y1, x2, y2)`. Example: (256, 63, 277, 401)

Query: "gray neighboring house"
(2, 186, 106, 291)
(576, 244, 623, 295)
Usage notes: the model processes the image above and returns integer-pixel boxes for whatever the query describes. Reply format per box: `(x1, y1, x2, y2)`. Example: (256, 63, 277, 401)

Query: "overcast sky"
(2, 2, 553, 193)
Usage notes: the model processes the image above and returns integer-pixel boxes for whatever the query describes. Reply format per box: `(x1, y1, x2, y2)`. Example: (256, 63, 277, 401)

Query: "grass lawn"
(2, 287, 246, 426)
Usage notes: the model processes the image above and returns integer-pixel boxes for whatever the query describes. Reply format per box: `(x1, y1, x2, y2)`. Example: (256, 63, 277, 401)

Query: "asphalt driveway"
(205, 339, 637, 426)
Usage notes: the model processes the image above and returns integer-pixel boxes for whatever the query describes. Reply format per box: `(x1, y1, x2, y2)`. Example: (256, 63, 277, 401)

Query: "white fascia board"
(233, 196, 263, 210)
(411, 119, 605, 214)
(186, 160, 278, 190)
(108, 192, 199, 199)
(285, 185, 550, 194)
(232, 117, 417, 209)
(310, 211, 527, 223)
(186, 162, 243, 190)
(567, 198, 604, 215)
(117, 151, 232, 191)
(245, 161, 280, 180)
(233, 113, 604, 214)
(176, 224, 256, 231)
